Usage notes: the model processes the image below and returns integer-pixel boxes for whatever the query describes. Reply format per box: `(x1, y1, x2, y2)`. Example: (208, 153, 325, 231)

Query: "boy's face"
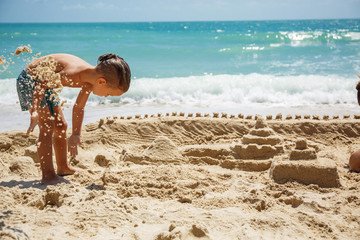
(93, 78, 124, 97)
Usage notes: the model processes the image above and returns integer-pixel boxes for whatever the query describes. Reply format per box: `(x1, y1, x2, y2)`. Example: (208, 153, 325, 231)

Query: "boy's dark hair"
(96, 53, 131, 92)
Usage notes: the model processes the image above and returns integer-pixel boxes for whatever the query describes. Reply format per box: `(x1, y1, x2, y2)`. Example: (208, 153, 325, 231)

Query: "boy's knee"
(39, 119, 54, 133)
(55, 119, 68, 132)
(39, 124, 54, 134)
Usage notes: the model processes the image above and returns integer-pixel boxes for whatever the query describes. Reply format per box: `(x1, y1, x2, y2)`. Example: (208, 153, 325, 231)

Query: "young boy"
(17, 53, 131, 184)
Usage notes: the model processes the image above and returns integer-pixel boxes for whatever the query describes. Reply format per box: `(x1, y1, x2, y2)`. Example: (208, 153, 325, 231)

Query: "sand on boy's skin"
(28, 56, 64, 99)
(0, 116, 359, 239)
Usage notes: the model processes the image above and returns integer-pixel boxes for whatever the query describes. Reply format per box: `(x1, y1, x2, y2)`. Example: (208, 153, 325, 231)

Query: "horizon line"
(0, 17, 359, 24)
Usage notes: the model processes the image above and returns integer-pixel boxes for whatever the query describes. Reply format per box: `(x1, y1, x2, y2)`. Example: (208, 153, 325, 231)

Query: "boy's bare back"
(26, 54, 92, 88)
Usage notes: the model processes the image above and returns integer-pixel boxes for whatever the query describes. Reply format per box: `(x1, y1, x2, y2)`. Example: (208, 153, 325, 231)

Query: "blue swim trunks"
(16, 70, 60, 115)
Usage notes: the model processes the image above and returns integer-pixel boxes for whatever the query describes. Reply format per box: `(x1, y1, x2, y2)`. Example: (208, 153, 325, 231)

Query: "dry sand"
(0, 114, 359, 240)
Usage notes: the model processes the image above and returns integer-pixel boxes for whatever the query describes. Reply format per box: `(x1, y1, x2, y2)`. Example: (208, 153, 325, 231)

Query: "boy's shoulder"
(51, 54, 92, 71)
(51, 53, 86, 63)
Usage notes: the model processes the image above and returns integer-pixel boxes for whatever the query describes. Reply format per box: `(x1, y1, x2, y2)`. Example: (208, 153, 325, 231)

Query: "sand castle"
(18, 113, 348, 189)
(239, 117, 283, 154)
(228, 117, 284, 171)
(110, 115, 343, 188)
(270, 138, 341, 188)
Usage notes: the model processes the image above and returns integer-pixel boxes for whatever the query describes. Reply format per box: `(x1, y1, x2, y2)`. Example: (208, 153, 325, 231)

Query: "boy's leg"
(38, 107, 63, 184)
(53, 106, 77, 175)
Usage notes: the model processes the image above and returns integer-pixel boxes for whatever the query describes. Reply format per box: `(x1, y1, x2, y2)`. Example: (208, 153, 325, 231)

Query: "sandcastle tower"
(222, 117, 284, 171)
(289, 139, 316, 160)
(232, 117, 283, 160)
(180, 118, 284, 170)
(270, 138, 341, 188)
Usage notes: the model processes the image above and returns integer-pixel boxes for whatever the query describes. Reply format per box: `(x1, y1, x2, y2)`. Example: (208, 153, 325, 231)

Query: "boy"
(17, 53, 131, 184)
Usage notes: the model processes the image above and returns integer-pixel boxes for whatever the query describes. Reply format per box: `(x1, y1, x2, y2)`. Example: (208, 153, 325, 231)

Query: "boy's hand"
(68, 134, 81, 157)
(26, 111, 39, 135)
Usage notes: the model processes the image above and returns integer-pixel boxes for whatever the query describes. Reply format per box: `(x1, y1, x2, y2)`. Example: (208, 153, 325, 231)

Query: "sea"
(0, 19, 360, 131)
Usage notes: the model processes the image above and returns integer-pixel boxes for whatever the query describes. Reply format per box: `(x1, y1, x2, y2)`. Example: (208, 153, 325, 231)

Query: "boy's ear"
(97, 77, 107, 85)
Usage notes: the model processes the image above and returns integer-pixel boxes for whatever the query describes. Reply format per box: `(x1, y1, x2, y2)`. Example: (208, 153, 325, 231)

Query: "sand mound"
(0, 135, 12, 151)
(123, 136, 184, 165)
(94, 152, 117, 167)
(143, 136, 183, 163)
(24, 145, 39, 163)
(9, 156, 39, 177)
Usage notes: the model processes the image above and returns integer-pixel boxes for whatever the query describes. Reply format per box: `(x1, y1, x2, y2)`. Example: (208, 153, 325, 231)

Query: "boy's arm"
(27, 82, 46, 135)
(357, 76, 360, 106)
(68, 85, 91, 157)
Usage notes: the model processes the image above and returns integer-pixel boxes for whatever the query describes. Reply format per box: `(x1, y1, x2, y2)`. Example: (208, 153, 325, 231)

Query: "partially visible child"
(349, 150, 360, 172)
(17, 53, 131, 184)
(349, 78, 360, 172)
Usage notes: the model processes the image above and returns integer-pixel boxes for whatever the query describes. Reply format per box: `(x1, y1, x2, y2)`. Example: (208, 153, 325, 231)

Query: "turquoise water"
(1, 19, 360, 78)
(0, 19, 360, 130)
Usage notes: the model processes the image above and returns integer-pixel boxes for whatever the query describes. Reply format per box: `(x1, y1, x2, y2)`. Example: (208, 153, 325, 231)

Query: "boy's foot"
(41, 174, 69, 185)
(57, 165, 79, 176)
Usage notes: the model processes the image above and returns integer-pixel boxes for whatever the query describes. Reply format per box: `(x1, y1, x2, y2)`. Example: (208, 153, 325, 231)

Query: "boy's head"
(95, 53, 131, 96)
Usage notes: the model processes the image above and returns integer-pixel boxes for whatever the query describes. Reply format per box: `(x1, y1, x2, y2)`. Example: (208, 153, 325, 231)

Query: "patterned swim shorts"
(16, 70, 60, 114)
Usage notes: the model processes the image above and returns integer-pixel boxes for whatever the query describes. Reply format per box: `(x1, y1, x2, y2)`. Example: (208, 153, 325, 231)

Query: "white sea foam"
(346, 32, 360, 41)
(270, 43, 283, 48)
(242, 46, 265, 51)
(0, 73, 359, 131)
(0, 73, 357, 109)
(219, 48, 231, 52)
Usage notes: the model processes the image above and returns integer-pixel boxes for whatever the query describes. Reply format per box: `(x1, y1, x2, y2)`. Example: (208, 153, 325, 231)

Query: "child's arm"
(27, 82, 46, 135)
(357, 75, 360, 106)
(68, 85, 91, 157)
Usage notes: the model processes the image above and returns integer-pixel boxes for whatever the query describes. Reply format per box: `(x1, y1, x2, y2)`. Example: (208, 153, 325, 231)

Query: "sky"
(0, 0, 359, 23)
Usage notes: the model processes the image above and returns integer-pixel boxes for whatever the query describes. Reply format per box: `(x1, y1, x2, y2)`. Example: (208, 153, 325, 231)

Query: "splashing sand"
(30, 56, 64, 100)
(15, 45, 32, 56)
(0, 55, 6, 65)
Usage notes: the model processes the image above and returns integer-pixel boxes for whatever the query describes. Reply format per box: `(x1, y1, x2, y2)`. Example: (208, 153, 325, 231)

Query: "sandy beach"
(0, 114, 359, 240)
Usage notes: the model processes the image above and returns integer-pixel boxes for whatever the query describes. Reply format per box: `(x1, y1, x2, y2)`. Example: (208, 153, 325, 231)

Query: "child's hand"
(26, 111, 39, 135)
(68, 134, 81, 157)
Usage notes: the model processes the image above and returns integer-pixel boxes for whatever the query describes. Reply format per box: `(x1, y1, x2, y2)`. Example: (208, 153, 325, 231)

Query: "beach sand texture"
(0, 115, 360, 239)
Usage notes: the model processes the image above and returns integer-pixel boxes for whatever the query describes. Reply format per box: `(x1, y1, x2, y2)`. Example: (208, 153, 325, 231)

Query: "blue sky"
(0, 0, 359, 23)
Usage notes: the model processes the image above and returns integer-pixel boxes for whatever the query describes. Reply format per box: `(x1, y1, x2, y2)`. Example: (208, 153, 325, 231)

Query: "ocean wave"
(0, 74, 358, 110)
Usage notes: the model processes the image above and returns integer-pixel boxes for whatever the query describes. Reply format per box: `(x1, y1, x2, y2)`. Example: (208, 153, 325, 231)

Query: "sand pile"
(0, 116, 359, 239)
(123, 136, 184, 165)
